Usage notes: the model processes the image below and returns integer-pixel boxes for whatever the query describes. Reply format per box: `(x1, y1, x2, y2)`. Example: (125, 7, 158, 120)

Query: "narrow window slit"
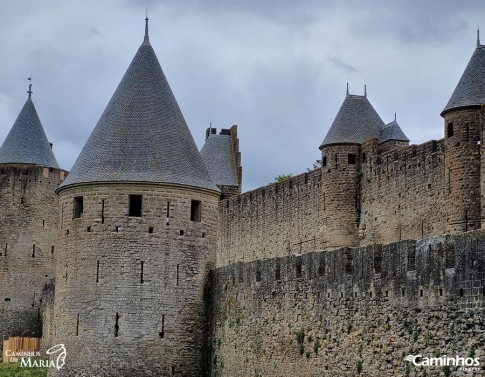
(141, 261, 144, 284)
(166, 202, 170, 225)
(32, 244, 35, 258)
(96, 261, 100, 283)
(176, 264, 179, 286)
(115, 313, 120, 337)
(76, 314, 80, 336)
(101, 199, 105, 224)
(159, 314, 165, 338)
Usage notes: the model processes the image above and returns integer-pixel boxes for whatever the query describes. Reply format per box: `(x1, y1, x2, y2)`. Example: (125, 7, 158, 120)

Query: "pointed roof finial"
(477, 26, 481, 47)
(364, 84, 367, 98)
(394, 112, 397, 122)
(144, 12, 150, 44)
(346, 82, 349, 96)
(27, 76, 33, 99)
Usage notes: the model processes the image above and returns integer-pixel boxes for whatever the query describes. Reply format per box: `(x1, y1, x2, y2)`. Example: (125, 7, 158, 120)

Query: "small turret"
(378, 116, 409, 153)
(201, 125, 242, 198)
(441, 34, 484, 233)
(0, 83, 66, 355)
(320, 87, 385, 249)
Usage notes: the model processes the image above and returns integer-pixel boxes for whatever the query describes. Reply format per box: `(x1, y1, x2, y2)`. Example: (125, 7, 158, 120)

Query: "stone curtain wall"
(359, 140, 447, 246)
(210, 230, 485, 376)
(0, 165, 65, 355)
(217, 169, 322, 267)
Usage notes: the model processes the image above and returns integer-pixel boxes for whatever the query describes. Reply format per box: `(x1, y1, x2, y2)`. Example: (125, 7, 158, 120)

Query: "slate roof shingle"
(320, 94, 385, 147)
(0, 97, 60, 169)
(442, 44, 485, 115)
(200, 134, 238, 187)
(379, 120, 409, 143)
(59, 27, 218, 192)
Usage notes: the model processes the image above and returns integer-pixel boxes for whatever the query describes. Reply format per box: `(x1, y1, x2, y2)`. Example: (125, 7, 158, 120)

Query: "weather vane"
(27, 76, 33, 98)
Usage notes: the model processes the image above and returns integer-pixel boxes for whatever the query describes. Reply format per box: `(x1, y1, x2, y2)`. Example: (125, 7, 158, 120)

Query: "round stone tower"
(319, 87, 385, 249)
(51, 19, 220, 376)
(0, 86, 66, 353)
(442, 34, 484, 233)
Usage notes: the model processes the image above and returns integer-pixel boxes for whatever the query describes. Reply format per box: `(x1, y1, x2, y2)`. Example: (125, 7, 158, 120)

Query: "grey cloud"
(328, 56, 357, 73)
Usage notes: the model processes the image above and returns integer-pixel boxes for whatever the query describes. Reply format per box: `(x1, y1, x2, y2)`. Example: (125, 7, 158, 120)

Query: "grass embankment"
(0, 362, 47, 377)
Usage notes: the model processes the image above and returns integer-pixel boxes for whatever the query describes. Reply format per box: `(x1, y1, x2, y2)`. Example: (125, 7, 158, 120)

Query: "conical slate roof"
(201, 134, 238, 187)
(379, 120, 409, 143)
(320, 93, 385, 147)
(59, 21, 218, 192)
(442, 43, 485, 115)
(0, 96, 59, 169)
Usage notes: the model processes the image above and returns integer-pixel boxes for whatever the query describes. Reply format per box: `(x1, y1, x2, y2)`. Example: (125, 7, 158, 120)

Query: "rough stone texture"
(217, 169, 322, 267)
(444, 108, 482, 233)
(210, 230, 485, 377)
(0, 165, 65, 355)
(359, 139, 447, 246)
(321, 144, 361, 249)
(50, 183, 219, 377)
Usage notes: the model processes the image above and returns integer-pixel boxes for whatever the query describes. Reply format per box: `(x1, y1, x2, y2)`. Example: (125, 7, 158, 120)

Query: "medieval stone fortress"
(0, 17, 485, 377)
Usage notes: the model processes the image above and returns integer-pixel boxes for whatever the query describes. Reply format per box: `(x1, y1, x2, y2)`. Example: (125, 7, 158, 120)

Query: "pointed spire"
(394, 112, 397, 122)
(143, 13, 150, 45)
(477, 27, 481, 48)
(27, 76, 33, 99)
(346, 82, 349, 97)
(364, 84, 367, 98)
(58, 19, 218, 192)
(0, 91, 59, 168)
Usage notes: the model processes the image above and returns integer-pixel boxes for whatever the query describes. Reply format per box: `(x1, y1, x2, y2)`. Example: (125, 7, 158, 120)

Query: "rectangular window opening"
(32, 244, 35, 258)
(348, 154, 356, 165)
(96, 261, 100, 283)
(190, 200, 201, 222)
(129, 195, 143, 217)
(73, 196, 83, 219)
(318, 259, 325, 277)
(51, 246, 55, 254)
(447, 122, 454, 138)
(76, 314, 80, 336)
(148, 227, 154, 234)
(296, 258, 302, 278)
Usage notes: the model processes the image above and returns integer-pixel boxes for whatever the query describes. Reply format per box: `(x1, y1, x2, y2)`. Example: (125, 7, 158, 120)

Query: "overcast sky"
(0, 1, 483, 191)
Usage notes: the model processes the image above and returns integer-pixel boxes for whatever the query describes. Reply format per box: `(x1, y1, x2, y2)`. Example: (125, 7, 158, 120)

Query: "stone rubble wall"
(210, 230, 485, 376)
(217, 169, 322, 267)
